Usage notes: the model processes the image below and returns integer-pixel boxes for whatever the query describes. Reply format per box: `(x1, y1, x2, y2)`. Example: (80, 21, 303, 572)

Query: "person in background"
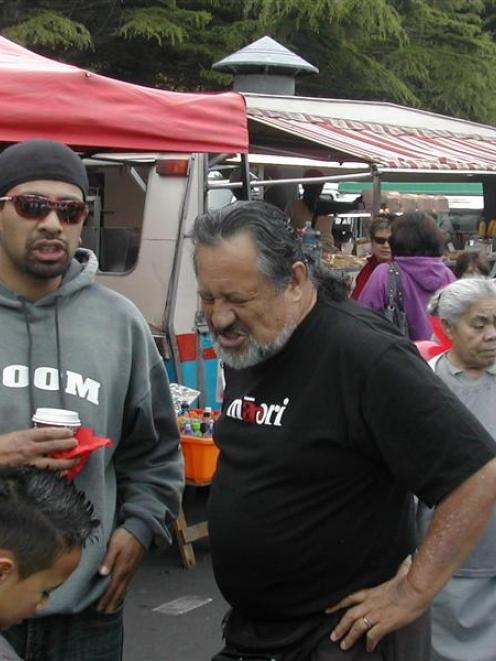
(418, 278, 496, 661)
(453, 251, 491, 279)
(0, 465, 99, 660)
(192, 200, 496, 661)
(351, 216, 393, 300)
(287, 171, 361, 255)
(286, 169, 336, 255)
(359, 211, 455, 340)
(0, 139, 184, 661)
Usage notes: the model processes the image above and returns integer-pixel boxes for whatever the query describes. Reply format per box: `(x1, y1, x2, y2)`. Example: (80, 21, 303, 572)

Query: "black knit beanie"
(0, 139, 89, 200)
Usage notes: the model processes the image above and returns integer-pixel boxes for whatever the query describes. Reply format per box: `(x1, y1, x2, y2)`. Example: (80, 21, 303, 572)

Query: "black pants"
(3, 605, 124, 661)
(212, 610, 431, 661)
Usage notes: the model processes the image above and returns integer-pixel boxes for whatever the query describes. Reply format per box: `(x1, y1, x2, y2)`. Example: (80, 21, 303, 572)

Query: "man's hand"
(326, 556, 428, 652)
(97, 528, 146, 614)
(0, 427, 79, 471)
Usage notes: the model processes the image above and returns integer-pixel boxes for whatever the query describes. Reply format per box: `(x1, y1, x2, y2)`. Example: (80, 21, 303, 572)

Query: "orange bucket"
(180, 434, 219, 483)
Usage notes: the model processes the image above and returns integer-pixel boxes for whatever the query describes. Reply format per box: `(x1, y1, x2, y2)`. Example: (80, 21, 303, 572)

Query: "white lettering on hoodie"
(2, 364, 100, 405)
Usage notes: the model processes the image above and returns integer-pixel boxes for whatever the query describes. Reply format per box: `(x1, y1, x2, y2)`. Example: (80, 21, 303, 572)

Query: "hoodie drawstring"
(21, 299, 35, 417)
(21, 298, 66, 415)
(54, 298, 66, 409)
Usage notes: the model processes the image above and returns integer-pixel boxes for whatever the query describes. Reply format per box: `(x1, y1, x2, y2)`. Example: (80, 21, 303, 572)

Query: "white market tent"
(241, 93, 496, 216)
(245, 93, 496, 179)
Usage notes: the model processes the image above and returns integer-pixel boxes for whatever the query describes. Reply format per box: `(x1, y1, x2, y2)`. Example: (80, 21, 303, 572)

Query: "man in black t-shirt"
(192, 200, 496, 661)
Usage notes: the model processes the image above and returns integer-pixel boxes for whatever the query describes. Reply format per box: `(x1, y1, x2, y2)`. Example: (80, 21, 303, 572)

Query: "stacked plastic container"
(177, 403, 220, 483)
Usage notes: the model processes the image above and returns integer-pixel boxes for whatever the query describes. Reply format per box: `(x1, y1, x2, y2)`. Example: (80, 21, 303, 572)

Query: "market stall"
(0, 36, 248, 154)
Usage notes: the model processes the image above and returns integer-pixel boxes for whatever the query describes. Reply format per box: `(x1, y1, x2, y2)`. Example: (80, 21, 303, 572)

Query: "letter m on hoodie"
(65, 370, 101, 405)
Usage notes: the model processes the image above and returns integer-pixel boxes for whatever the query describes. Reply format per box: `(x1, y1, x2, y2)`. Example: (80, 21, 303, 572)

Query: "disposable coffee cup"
(32, 408, 81, 431)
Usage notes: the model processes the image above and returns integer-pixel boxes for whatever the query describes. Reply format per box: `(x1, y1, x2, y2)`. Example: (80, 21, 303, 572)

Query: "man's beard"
(213, 322, 297, 370)
(22, 238, 71, 279)
(23, 259, 70, 279)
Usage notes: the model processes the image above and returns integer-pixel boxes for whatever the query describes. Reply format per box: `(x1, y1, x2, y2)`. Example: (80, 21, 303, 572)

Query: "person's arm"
(98, 327, 184, 613)
(357, 264, 387, 310)
(328, 457, 496, 651)
(327, 340, 496, 651)
(0, 427, 78, 471)
(112, 354, 184, 548)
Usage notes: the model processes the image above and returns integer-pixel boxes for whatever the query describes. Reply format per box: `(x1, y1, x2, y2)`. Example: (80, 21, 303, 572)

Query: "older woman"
(359, 212, 455, 340)
(417, 278, 496, 661)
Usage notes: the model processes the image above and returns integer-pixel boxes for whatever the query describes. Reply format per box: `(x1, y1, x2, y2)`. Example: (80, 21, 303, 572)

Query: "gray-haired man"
(193, 200, 496, 661)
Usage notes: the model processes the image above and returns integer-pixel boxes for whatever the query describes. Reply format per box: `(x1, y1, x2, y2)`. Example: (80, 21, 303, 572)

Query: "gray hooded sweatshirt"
(0, 635, 21, 660)
(0, 249, 184, 614)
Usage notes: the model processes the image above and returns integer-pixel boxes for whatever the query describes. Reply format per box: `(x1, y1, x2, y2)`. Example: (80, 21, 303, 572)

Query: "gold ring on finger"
(362, 616, 371, 629)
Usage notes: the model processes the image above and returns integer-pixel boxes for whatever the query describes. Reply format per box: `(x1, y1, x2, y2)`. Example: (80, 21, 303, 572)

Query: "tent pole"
(372, 169, 381, 216)
(240, 154, 251, 200)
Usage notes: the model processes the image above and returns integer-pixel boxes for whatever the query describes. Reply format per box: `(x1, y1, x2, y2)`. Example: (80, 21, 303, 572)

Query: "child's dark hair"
(0, 466, 99, 578)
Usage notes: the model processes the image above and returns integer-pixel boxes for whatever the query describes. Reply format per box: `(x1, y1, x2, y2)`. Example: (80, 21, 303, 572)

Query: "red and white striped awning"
(248, 107, 496, 172)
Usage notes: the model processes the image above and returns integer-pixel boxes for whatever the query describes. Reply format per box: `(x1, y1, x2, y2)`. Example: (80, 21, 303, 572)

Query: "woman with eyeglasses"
(351, 215, 393, 299)
(417, 278, 496, 661)
(359, 211, 455, 340)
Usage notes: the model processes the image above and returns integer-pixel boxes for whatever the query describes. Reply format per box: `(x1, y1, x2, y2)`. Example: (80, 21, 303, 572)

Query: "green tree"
(2, 0, 496, 123)
(245, 0, 496, 123)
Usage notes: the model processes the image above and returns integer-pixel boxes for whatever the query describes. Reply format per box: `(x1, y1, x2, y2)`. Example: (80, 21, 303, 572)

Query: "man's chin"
(216, 346, 255, 370)
(24, 261, 69, 279)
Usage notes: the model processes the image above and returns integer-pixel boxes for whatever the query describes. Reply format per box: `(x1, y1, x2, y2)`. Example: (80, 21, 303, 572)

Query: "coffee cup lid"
(32, 408, 81, 427)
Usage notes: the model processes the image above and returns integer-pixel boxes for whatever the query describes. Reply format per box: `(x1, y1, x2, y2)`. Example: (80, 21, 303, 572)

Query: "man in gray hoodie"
(0, 139, 184, 661)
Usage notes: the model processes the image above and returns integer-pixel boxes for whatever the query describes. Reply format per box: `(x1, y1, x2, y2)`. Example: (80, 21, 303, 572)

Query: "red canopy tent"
(0, 36, 248, 154)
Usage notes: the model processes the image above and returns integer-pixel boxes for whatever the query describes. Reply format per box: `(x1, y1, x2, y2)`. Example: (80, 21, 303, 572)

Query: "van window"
(81, 164, 148, 273)
(207, 163, 265, 210)
(208, 169, 235, 210)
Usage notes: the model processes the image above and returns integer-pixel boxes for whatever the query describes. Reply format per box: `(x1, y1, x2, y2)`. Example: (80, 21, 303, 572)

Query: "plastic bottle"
(191, 419, 201, 437)
(200, 407, 212, 436)
(178, 401, 192, 434)
(301, 221, 322, 261)
(177, 415, 185, 433)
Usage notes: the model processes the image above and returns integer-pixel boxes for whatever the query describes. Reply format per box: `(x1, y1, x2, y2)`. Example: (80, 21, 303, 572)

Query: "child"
(0, 466, 99, 659)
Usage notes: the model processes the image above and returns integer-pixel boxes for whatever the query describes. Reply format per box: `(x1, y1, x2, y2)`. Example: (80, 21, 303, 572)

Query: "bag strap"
(386, 262, 406, 312)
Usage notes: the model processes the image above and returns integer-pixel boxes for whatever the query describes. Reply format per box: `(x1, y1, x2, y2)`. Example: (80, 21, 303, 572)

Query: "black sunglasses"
(372, 236, 390, 245)
(0, 194, 88, 225)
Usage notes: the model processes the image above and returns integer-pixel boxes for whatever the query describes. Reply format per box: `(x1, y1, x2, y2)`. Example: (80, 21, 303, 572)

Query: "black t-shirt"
(208, 296, 495, 623)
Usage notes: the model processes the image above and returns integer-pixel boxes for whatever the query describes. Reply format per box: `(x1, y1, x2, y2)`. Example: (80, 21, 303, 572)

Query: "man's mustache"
(28, 234, 69, 251)
(211, 323, 249, 338)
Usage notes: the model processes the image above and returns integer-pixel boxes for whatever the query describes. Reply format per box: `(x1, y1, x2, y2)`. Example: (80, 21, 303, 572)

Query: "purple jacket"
(359, 256, 455, 340)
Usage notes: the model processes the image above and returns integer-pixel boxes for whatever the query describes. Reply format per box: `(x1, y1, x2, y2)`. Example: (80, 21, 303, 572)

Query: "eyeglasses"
(372, 236, 390, 245)
(0, 194, 88, 225)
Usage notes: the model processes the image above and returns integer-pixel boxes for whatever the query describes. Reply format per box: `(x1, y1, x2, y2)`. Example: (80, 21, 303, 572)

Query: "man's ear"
(289, 260, 309, 301)
(0, 555, 15, 581)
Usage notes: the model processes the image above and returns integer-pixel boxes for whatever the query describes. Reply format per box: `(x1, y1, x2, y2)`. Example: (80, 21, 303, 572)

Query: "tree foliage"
(1, 0, 496, 124)
(4, 9, 92, 50)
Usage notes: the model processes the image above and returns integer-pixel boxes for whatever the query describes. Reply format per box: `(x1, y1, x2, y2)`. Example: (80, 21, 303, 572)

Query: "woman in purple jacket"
(359, 212, 455, 340)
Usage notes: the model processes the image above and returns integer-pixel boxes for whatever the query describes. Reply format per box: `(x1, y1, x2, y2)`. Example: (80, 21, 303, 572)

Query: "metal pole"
(240, 153, 252, 200)
(372, 169, 381, 216)
(207, 169, 373, 191)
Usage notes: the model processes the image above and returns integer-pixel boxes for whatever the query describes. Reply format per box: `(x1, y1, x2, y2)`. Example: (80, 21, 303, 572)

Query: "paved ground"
(123, 486, 227, 661)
